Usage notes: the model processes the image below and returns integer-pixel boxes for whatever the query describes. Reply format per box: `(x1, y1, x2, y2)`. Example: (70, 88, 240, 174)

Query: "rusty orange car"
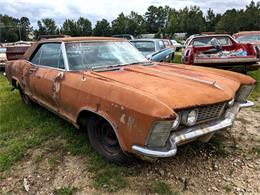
(5, 37, 256, 162)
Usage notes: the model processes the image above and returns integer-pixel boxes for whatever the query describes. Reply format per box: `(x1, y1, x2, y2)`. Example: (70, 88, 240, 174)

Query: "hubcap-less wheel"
(98, 122, 121, 155)
(87, 117, 128, 163)
(18, 87, 31, 105)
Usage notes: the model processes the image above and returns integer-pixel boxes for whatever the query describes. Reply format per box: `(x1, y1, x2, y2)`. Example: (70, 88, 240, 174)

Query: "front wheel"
(87, 117, 128, 163)
(18, 86, 33, 105)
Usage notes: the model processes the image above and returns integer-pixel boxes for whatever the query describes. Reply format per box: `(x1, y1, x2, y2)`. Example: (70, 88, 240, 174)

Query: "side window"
(159, 41, 165, 49)
(30, 46, 42, 65)
(30, 43, 64, 69)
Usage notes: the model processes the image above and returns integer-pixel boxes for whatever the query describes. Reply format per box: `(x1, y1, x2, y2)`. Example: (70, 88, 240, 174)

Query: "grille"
(196, 102, 226, 123)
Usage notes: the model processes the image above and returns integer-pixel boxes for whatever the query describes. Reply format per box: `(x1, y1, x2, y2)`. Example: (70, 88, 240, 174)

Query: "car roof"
(23, 36, 127, 60)
(233, 31, 260, 37)
(130, 39, 160, 42)
(39, 36, 126, 43)
(191, 34, 231, 39)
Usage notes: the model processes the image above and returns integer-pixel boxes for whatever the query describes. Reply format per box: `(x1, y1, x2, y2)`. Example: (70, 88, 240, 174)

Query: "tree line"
(0, 1, 259, 42)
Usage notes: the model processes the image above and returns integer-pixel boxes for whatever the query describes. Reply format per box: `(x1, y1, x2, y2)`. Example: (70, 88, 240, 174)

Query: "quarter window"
(30, 43, 64, 69)
(159, 41, 165, 49)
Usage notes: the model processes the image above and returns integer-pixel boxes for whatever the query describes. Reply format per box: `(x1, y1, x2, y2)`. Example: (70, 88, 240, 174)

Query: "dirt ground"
(1, 99, 260, 195)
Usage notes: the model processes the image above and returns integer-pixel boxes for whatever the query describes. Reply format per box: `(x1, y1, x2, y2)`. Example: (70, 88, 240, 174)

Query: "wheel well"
(77, 110, 111, 129)
(76, 109, 125, 154)
(11, 79, 18, 88)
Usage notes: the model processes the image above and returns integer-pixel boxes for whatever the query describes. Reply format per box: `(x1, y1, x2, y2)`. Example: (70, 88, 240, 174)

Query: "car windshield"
(131, 41, 155, 52)
(236, 34, 260, 42)
(192, 36, 231, 46)
(65, 41, 148, 70)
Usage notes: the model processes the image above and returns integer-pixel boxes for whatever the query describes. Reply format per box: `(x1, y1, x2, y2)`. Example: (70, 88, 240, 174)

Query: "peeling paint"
(120, 113, 126, 124)
(127, 116, 135, 129)
(52, 72, 64, 99)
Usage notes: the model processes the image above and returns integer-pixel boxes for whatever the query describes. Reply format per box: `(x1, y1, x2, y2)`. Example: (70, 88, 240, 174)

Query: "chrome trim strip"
(132, 100, 254, 158)
(61, 42, 69, 71)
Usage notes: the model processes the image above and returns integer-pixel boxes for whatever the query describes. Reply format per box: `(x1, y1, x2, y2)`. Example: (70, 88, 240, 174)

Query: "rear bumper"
(132, 100, 254, 158)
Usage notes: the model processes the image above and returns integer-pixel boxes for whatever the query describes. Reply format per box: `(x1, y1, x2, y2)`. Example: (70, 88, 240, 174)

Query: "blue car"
(130, 39, 174, 62)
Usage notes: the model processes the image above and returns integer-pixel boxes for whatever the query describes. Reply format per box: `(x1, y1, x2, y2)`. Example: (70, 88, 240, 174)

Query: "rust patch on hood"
(90, 63, 245, 110)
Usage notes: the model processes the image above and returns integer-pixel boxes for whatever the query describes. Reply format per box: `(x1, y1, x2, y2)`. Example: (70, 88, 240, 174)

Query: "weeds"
(151, 181, 179, 195)
(53, 186, 77, 195)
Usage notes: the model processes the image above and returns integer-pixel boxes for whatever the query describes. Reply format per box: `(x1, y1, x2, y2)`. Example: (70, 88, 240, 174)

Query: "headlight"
(146, 120, 173, 148)
(236, 85, 255, 102)
(181, 109, 198, 126)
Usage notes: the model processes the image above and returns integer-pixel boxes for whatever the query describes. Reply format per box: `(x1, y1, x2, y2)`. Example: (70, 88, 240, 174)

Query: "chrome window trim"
(61, 42, 69, 71)
(26, 60, 66, 72)
(28, 42, 67, 71)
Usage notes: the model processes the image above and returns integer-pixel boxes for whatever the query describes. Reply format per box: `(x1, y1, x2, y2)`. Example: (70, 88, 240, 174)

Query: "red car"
(182, 34, 259, 73)
(233, 31, 260, 60)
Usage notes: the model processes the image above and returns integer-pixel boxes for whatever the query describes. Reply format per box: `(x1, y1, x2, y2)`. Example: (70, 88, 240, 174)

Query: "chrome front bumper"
(132, 100, 254, 158)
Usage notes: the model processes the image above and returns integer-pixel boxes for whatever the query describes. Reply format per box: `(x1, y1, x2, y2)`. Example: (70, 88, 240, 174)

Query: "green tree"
(145, 5, 169, 33)
(19, 17, 32, 41)
(34, 18, 58, 37)
(166, 6, 206, 37)
(76, 17, 92, 36)
(126, 11, 146, 36)
(205, 8, 221, 32)
(215, 9, 240, 34)
(0, 14, 19, 42)
(93, 19, 111, 36)
(111, 13, 128, 34)
(61, 19, 78, 36)
(240, 1, 260, 30)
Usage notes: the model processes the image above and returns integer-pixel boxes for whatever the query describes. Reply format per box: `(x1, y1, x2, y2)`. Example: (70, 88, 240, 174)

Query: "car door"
(152, 41, 174, 62)
(28, 43, 65, 112)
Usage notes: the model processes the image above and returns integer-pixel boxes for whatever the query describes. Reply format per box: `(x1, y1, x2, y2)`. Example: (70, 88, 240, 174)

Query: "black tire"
(18, 86, 33, 105)
(87, 117, 128, 163)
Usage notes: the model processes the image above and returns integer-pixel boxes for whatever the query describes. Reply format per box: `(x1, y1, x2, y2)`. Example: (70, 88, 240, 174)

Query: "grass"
(53, 186, 78, 195)
(173, 52, 182, 63)
(91, 164, 128, 192)
(248, 70, 260, 101)
(151, 181, 179, 195)
(0, 73, 128, 192)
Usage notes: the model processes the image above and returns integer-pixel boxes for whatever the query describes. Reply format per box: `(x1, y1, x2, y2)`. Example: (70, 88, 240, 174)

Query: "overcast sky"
(0, 0, 257, 28)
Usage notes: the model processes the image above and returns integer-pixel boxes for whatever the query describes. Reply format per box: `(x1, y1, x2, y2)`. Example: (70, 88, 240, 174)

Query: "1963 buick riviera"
(5, 37, 256, 162)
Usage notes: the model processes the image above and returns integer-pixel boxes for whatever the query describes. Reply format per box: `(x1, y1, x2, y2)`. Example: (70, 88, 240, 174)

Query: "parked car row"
(4, 35, 256, 162)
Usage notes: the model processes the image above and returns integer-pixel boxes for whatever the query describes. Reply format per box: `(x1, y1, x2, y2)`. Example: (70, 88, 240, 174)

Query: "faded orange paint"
(5, 37, 256, 155)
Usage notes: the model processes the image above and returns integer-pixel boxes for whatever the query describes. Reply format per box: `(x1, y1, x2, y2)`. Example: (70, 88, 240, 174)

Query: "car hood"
(90, 63, 254, 110)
